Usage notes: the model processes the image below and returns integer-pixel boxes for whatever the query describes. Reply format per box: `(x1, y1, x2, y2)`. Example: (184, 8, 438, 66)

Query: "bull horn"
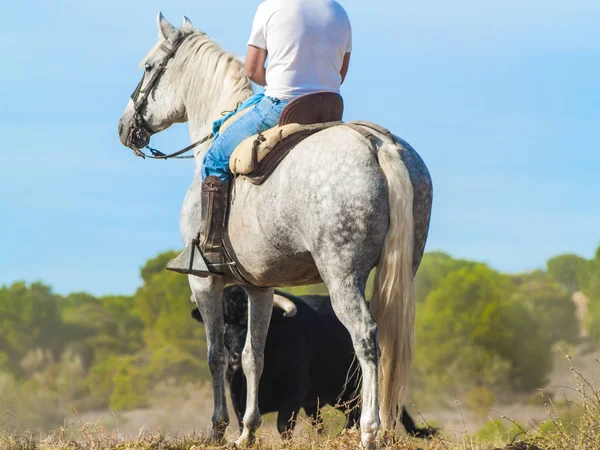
(273, 294, 297, 317)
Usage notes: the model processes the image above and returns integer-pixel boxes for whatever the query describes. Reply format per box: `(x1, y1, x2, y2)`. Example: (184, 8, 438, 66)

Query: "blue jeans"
(202, 96, 289, 182)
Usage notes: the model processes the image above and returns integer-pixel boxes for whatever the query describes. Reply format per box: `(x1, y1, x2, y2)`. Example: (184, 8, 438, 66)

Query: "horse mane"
(180, 32, 253, 114)
(140, 28, 253, 122)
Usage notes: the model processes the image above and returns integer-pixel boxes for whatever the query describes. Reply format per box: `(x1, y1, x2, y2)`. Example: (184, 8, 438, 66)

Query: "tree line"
(1, 245, 599, 429)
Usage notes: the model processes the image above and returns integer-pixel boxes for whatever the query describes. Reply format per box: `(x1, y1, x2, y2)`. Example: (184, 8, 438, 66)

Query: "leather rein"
(127, 32, 213, 160)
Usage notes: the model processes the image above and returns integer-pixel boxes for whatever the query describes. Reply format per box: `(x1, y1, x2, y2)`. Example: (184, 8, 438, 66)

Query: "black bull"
(192, 286, 436, 438)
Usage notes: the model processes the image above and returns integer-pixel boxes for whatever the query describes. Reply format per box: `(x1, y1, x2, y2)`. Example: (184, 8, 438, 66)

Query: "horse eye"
(145, 63, 152, 72)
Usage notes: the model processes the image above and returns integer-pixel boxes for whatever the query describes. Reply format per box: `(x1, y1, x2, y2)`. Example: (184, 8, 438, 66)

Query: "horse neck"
(175, 35, 254, 171)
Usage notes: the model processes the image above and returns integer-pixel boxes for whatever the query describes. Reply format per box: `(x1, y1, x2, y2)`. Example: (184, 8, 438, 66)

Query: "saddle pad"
(229, 121, 341, 180)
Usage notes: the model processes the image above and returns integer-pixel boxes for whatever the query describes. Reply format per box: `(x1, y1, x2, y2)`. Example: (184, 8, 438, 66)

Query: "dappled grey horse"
(117, 13, 432, 448)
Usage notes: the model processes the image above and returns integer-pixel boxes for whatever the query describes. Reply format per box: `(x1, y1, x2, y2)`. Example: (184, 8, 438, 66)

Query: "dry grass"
(0, 428, 500, 450)
(0, 415, 590, 450)
(1, 352, 598, 450)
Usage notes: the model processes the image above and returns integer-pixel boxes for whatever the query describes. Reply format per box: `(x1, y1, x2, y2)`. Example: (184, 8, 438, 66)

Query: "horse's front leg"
(235, 287, 274, 447)
(189, 275, 229, 443)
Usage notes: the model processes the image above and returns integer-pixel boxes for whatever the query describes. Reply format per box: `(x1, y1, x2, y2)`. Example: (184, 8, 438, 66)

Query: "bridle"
(127, 31, 213, 160)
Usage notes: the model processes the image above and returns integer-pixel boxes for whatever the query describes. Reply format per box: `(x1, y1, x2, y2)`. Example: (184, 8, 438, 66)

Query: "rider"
(172, 0, 352, 276)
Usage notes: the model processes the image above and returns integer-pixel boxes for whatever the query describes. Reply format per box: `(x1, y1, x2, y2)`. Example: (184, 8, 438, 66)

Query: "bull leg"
(235, 287, 274, 447)
(277, 406, 301, 440)
(304, 404, 324, 433)
(227, 369, 246, 432)
(342, 400, 361, 430)
(277, 370, 312, 439)
(336, 357, 362, 431)
(322, 272, 380, 449)
(188, 275, 228, 443)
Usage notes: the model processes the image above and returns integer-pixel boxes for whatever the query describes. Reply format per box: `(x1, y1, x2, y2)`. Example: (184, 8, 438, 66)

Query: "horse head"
(117, 13, 195, 153)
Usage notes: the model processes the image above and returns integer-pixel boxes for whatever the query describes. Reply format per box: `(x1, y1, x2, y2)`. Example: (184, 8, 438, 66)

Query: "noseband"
(127, 31, 213, 159)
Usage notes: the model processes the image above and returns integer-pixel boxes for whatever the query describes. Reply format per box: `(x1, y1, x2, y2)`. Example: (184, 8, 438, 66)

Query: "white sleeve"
(346, 18, 352, 53)
(247, 4, 268, 49)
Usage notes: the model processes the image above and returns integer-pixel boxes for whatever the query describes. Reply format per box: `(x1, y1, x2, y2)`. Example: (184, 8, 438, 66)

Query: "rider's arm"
(340, 17, 352, 85)
(245, 45, 268, 87)
(340, 52, 351, 85)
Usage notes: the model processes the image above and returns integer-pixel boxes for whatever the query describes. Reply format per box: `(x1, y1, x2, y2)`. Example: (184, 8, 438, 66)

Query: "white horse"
(118, 13, 433, 448)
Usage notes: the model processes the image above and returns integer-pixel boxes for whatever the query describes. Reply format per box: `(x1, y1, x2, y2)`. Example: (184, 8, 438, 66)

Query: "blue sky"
(1, 0, 598, 296)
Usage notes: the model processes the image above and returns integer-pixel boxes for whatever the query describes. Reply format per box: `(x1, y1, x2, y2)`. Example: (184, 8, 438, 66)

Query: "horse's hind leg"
(235, 286, 274, 447)
(188, 275, 228, 443)
(322, 271, 380, 448)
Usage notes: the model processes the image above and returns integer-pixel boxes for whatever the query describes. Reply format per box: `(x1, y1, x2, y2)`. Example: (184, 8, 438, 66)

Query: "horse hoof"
(234, 432, 255, 448)
(360, 432, 379, 450)
(206, 429, 226, 446)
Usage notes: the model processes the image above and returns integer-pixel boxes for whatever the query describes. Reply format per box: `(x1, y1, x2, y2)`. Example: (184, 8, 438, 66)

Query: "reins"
(138, 133, 214, 160)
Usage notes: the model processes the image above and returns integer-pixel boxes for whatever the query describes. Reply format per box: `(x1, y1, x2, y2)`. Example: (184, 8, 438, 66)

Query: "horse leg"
(323, 272, 380, 449)
(188, 275, 228, 443)
(235, 287, 274, 447)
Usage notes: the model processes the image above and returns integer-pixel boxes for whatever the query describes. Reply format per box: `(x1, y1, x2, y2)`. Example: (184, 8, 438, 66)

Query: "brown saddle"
(229, 92, 344, 185)
(278, 91, 344, 125)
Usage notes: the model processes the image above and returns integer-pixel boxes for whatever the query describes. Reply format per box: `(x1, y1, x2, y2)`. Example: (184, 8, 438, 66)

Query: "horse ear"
(182, 15, 194, 29)
(157, 11, 175, 40)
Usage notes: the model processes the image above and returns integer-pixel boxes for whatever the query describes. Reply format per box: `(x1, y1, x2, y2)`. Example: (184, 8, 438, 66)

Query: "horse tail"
(370, 138, 415, 434)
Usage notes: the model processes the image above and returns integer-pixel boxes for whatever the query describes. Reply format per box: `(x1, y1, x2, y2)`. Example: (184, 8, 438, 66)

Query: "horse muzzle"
(118, 119, 151, 157)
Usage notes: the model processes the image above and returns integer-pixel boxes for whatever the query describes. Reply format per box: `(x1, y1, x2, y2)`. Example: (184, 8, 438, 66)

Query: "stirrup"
(166, 241, 227, 277)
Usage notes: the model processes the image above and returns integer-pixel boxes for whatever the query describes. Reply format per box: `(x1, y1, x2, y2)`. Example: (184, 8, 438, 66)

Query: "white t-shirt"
(247, 0, 352, 100)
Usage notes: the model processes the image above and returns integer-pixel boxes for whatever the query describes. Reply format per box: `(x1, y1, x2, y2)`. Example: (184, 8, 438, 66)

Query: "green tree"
(0, 282, 65, 377)
(109, 357, 150, 411)
(133, 252, 209, 382)
(60, 293, 143, 371)
(83, 251, 211, 410)
(546, 253, 591, 292)
(140, 250, 178, 283)
(414, 252, 475, 303)
(413, 264, 552, 395)
(511, 279, 579, 346)
(97, 295, 144, 354)
(585, 244, 600, 343)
